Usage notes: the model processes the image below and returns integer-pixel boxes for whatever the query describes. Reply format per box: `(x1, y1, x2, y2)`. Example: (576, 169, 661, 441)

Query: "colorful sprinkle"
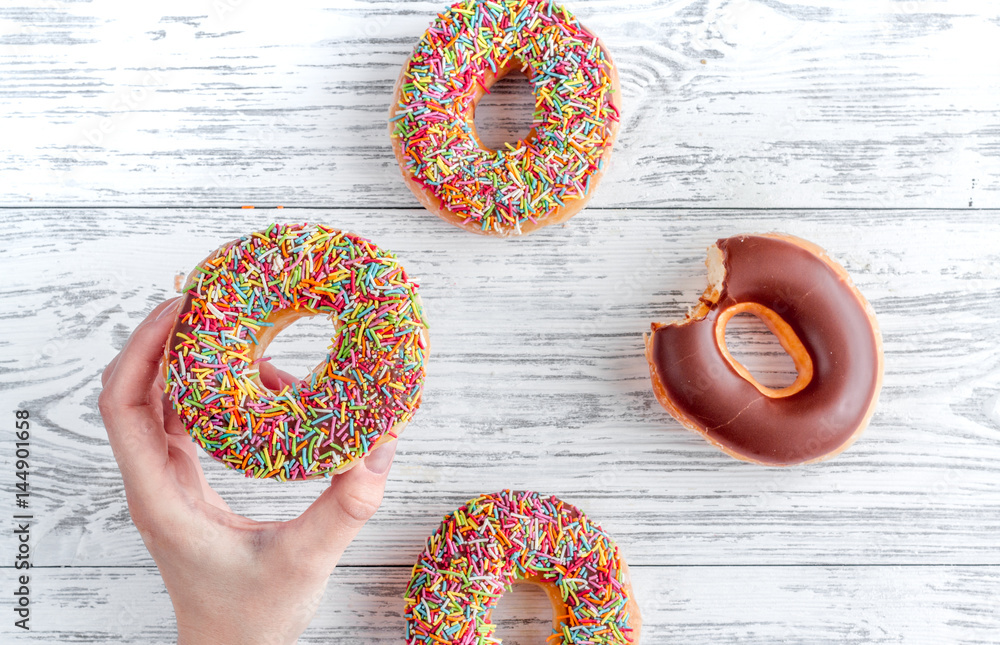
(391, 0, 620, 235)
(404, 490, 637, 644)
(165, 223, 429, 481)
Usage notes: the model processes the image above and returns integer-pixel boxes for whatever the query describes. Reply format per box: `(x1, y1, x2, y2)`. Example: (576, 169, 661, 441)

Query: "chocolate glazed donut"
(645, 234, 884, 465)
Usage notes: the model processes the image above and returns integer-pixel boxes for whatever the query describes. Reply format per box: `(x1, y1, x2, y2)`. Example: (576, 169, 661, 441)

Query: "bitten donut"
(645, 233, 883, 466)
(164, 223, 429, 481)
(390, 0, 621, 237)
(404, 490, 641, 644)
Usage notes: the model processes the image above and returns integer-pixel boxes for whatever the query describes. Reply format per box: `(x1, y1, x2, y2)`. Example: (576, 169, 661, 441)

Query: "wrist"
(173, 592, 312, 645)
(175, 613, 299, 645)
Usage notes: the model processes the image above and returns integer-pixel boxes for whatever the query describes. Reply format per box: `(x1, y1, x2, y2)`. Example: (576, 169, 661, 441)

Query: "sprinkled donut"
(404, 490, 641, 644)
(645, 234, 884, 466)
(164, 223, 429, 481)
(390, 0, 621, 237)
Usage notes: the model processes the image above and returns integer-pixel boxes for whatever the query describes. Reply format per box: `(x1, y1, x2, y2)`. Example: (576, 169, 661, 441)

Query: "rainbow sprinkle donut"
(163, 223, 428, 481)
(390, 0, 621, 237)
(404, 490, 641, 644)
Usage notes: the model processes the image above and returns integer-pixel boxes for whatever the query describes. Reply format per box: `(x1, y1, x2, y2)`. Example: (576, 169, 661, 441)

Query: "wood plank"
(1, 0, 997, 207)
(2, 565, 997, 643)
(1, 208, 998, 569)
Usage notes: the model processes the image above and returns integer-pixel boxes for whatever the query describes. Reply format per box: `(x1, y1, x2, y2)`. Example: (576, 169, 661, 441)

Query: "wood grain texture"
(0, 0, 998, 207)
(2, 565, 998, 643)
(3, 1, 1000, 640)
(1, 208, 998, 575)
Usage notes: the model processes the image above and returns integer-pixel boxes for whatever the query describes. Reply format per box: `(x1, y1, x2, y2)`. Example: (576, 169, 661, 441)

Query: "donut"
(163, 223, 429, 481)
(644, 233, 883, 466)
(389, 0, 621, 237)
(404, 490, 641, 644)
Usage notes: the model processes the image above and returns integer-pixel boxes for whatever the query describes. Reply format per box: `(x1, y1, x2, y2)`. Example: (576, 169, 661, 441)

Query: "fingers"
(156, 385, 230, 509)
(98, 298, 182, 497)
(258, 361, 298, 392)
(101, 298, 179, 388)
(164, 440, 209, 502)
(199, 479, 233, 513)
(161, 392, 188, 437)
(283, 440, 397, 571)
(160, 394, 233, 512)
(102, 298, 181, 407)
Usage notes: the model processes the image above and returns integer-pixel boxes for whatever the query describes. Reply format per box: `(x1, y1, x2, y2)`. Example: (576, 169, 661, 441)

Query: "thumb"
(258, 360, 298, 392)
(285, 440, 397, 569)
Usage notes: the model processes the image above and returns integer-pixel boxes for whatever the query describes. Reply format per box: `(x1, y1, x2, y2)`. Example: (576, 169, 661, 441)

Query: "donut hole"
(256, 313, 336, 392)
(490, 582, 556, 643)
(724, 311, 799, 390)
(473, 67, 537, 151)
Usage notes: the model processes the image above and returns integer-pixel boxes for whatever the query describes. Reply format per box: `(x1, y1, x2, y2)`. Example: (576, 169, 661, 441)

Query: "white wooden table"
(2, 1, 999, 643)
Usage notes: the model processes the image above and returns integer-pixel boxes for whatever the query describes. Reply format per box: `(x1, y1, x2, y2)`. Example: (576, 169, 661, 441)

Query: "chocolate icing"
(648, 235, 881, 465)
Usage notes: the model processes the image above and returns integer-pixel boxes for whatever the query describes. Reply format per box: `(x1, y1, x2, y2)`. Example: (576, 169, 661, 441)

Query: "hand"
(99, 297, 397, 645)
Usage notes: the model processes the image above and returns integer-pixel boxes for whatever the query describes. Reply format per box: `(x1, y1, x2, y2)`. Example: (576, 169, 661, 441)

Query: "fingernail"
(365, 440, 397, 475)
(156, 298, 181, 321)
